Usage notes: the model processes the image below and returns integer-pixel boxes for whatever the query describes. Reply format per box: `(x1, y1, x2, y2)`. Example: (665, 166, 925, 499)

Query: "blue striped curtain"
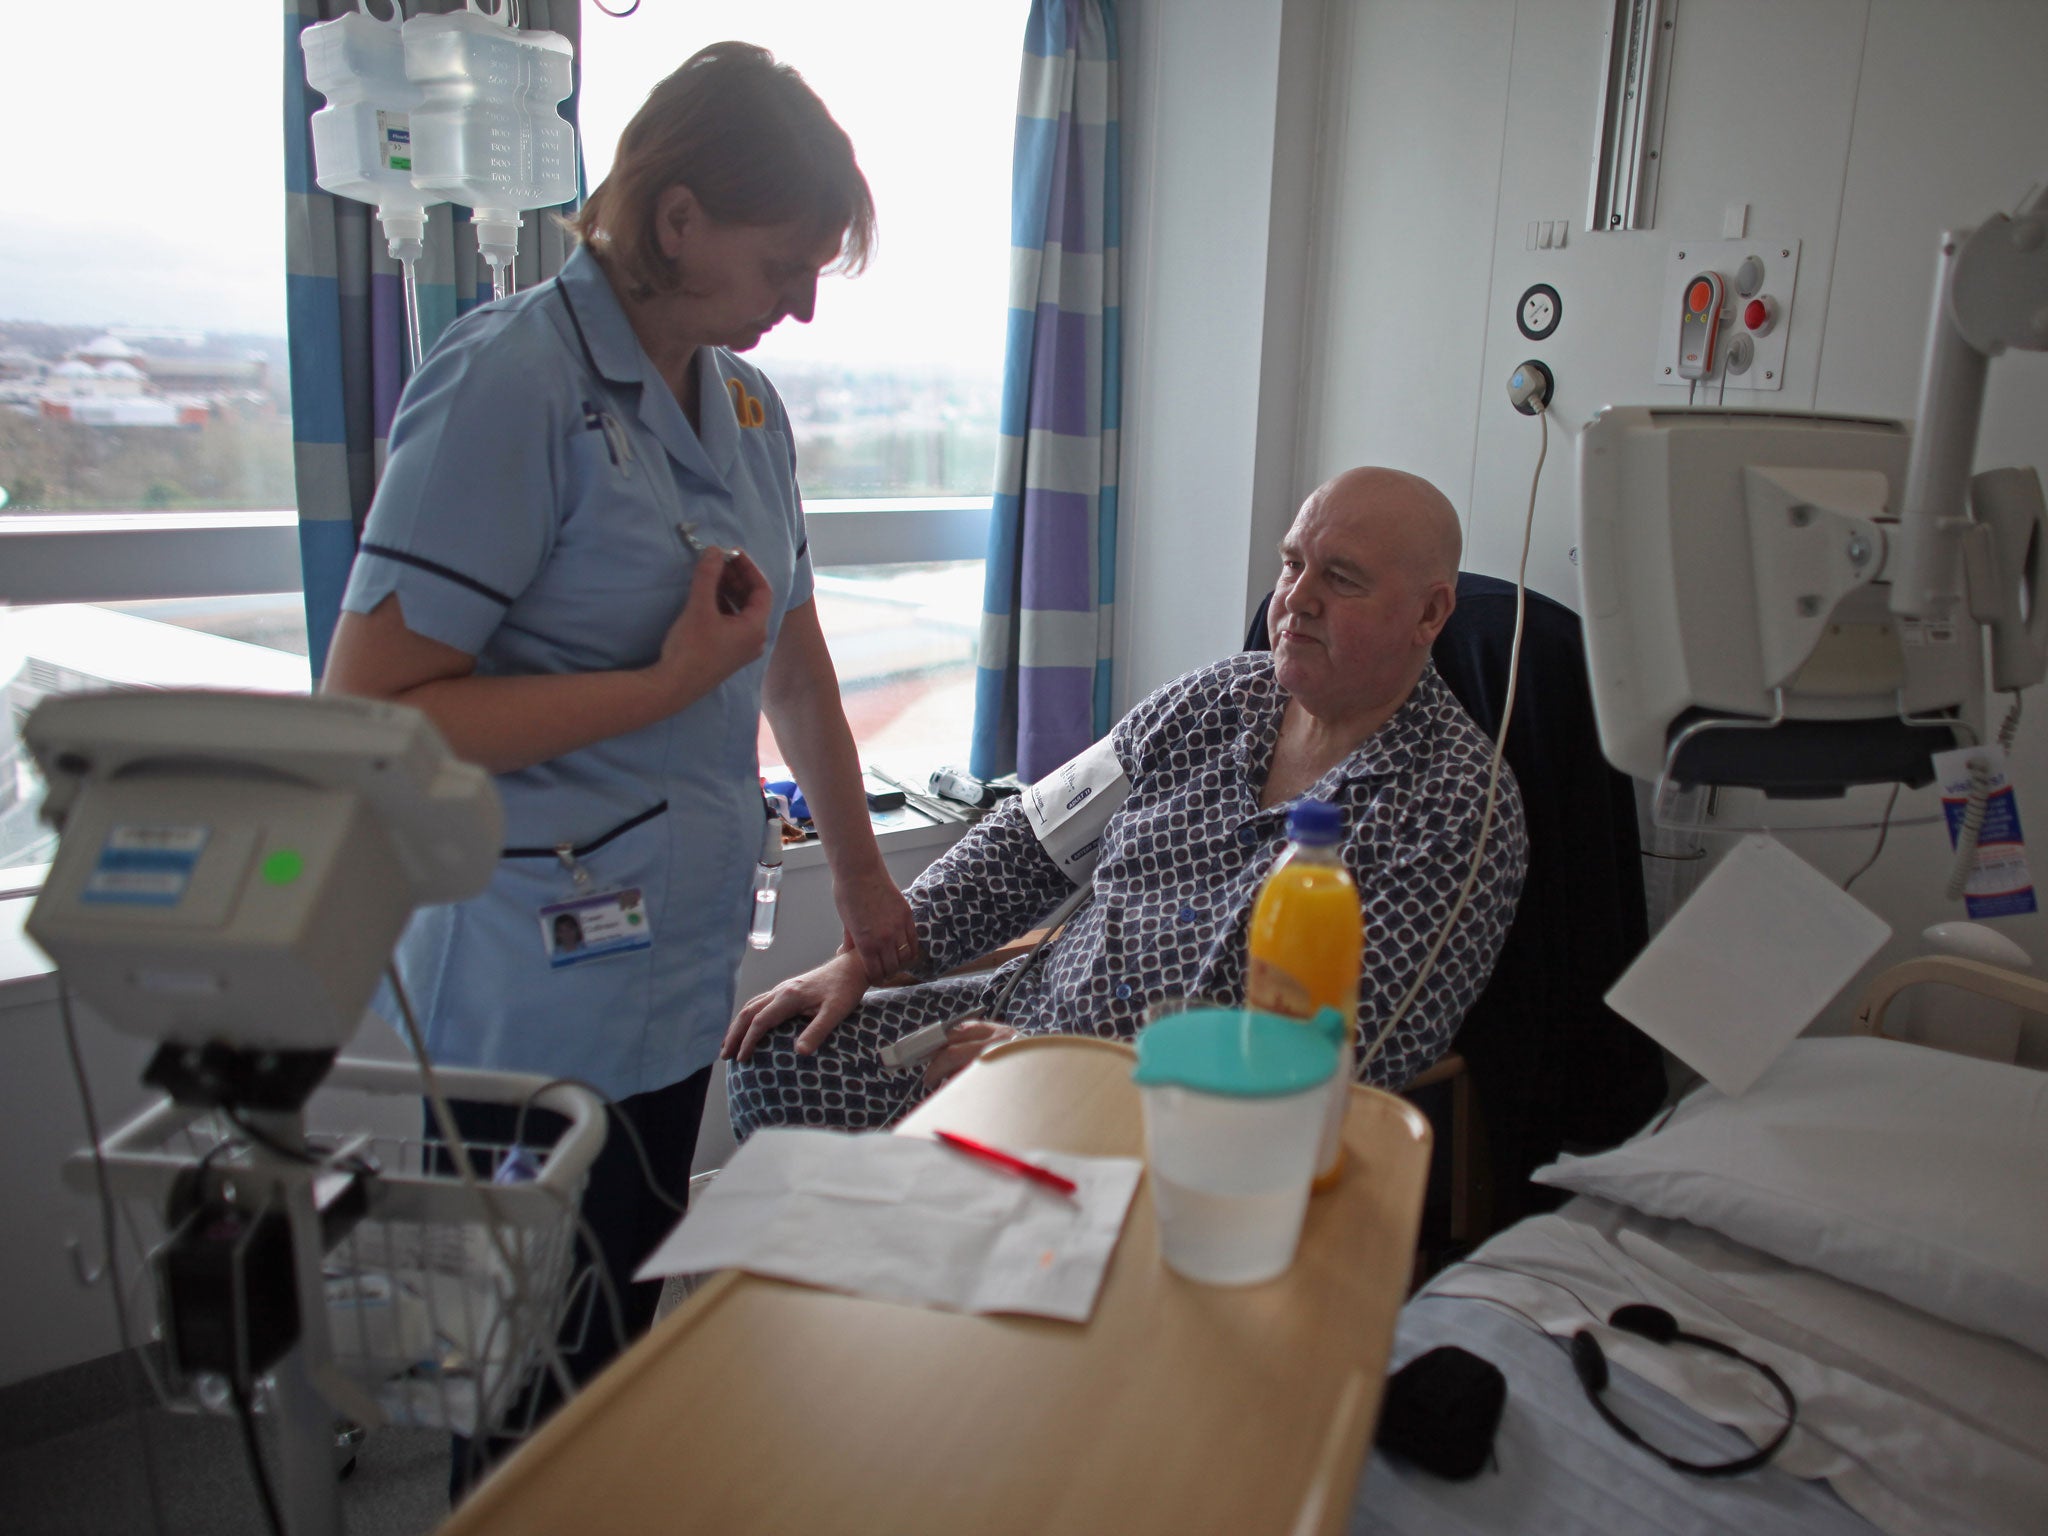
(284, 0, 582, 677)
(971, 0, 1121, 783)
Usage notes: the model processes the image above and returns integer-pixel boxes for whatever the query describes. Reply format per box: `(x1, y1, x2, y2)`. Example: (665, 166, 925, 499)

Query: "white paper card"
(635, 1128, 1143, 1324)
(1604, 834, 1890, 1096)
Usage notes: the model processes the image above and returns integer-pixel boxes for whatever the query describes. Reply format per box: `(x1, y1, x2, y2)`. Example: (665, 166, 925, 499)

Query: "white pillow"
(1533, 1035, 2048, 1360)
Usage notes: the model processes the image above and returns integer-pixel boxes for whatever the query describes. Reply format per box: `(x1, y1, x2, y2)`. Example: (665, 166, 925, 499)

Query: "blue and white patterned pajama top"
(727, 652, 1528, 1140)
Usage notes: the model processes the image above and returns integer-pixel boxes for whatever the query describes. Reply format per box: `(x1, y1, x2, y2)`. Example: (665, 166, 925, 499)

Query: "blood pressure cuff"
(1374, 1346, 1507, 1481)
(1019, 735, 1130, 886)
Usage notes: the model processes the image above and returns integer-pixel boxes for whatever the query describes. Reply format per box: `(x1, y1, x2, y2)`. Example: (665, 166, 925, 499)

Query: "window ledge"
(0, 870, 56, 1012)
(0, 510, 303, 603)
(0, 509, 296, 535)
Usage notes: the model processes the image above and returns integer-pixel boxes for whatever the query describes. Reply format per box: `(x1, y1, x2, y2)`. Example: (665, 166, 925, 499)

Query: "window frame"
(0, 499, 987, 905)
(801, 497, 992, 568)
(0, 496, 991, 608)
(0, 510, 303, 605)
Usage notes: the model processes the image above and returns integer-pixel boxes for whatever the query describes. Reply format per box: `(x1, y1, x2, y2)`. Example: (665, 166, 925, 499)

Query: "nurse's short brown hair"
(570, 41, 875, 299)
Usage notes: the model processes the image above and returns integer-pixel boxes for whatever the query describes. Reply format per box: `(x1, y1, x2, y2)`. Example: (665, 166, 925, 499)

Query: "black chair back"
(1247, 574, 1666, 1230)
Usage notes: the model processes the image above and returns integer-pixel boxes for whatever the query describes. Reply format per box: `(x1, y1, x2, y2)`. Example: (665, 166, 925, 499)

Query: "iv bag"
(405, 0, 578, 278)
(300, 1, 439, 259)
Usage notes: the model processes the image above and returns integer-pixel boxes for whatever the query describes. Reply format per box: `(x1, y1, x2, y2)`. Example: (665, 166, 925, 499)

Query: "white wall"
(1296, 0, 1514, 533)
(1110, 0, 2043, 1026)
(0, 977, 160, 1391)
(1114, 0, 1330, 700)
(1270, 0, 2048, 1006)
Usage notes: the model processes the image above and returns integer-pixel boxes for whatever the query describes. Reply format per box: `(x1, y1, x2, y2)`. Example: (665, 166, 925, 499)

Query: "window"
(2, 601, 312, 870)
(0, 4, 1023, 874)
(0, 6, 304, 874)
(580, 3, 1020, 502)
(580, 1, 1024, 775)
(0, 8, 292, 519)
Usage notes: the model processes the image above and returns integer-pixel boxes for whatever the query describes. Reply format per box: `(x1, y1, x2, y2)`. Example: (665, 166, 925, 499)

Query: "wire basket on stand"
(69, 1059, 608, 1533)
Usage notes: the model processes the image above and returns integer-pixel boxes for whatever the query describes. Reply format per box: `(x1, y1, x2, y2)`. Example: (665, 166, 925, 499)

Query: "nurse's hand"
(722, 948, 869, 1063)
(921, 1020, 1018, 1092)
(838, 877, 919, 982)
(652, 549, 772, 707)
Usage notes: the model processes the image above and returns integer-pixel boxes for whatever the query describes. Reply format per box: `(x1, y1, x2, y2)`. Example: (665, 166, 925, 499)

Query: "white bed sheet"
(1419, 1196, 2048, 1536)
(1353, 1297, 1880, 1536)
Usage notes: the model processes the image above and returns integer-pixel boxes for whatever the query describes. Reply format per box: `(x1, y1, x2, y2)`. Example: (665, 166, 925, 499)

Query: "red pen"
(931, 1129, 1079, 1198)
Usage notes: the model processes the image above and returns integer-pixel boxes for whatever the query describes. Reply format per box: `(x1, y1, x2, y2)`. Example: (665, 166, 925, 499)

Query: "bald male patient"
(725, 467, 1530, 1141)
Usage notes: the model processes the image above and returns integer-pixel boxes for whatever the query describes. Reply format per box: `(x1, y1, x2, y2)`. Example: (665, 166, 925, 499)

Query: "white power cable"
(1360, 400, 1543, 1075)
(58, 980, 170, 1536)
(1842, 783, 1901, 893)
(385, 965, 577, 1405)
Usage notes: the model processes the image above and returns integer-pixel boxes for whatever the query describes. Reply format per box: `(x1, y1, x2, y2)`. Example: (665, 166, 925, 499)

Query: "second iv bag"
(405, 0, 577, 289)
(300, 1, 440, 262)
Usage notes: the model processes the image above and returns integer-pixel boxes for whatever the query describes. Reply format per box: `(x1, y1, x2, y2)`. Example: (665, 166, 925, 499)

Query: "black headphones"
(1571, 1304, 1798, 1478)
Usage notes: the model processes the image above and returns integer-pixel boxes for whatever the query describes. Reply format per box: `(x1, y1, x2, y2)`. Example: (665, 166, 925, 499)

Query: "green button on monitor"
(261, 849, 306, 886)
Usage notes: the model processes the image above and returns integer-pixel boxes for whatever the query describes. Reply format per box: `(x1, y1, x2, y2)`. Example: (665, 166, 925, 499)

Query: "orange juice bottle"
(1246, 799, 1362, 1191)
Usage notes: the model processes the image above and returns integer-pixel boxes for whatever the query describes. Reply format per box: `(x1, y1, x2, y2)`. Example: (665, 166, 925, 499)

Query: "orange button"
(1688, 280, 1712, 313)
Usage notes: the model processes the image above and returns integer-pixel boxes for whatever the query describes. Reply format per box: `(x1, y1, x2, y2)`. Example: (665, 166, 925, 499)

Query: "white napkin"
(635, 1128, 1143, 1323)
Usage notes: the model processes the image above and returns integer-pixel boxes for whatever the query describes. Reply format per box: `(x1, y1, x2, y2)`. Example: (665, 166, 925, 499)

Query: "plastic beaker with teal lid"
(1131, 1006, 1343, 1285)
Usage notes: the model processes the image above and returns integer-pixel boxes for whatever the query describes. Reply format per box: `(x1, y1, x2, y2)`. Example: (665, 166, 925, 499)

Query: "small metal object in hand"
(675, 522, 746, 614)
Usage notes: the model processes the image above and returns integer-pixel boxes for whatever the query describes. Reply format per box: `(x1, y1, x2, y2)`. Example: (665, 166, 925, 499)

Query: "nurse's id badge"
(540, 888, 653, 968)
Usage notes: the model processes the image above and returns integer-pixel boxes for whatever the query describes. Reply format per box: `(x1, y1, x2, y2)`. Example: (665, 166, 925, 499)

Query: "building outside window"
(0, 6, 308, 874)
(0, 1, 1022, 876)
(579, 3, 1021, 775)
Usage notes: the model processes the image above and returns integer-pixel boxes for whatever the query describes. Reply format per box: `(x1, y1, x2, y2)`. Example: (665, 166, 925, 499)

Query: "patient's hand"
(723, 949, 869, 1063)
(921, 1020, 1019, 1092)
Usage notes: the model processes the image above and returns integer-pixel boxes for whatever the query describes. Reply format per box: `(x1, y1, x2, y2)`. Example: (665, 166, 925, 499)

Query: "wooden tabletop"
(443, 1035, 1432, 1536)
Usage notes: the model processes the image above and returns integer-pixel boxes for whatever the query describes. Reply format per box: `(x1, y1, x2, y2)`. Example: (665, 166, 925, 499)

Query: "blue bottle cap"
(1131, 1007, 1344, 1097)
(1286, 798, 1342, 843)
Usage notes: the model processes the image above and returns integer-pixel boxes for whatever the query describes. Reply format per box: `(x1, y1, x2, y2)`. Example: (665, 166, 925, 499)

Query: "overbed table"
(440, 1034, 1432, 1536)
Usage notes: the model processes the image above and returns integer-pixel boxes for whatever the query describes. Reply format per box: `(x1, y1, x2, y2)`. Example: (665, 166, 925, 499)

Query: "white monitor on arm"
(1577, 185, 2048, 800)
(25, 691, 501, 1058)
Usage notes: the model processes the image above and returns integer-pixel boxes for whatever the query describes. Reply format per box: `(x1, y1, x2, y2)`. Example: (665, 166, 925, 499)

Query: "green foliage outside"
(797, 422, 1000, 501)
(0, 408, 296, 513)
(0, 408, 994, 511)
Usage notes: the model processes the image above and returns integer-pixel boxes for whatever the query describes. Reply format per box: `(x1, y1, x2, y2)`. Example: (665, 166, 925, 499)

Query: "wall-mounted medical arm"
(1969, 466, 2048, 691)
(1888, 184, 2048, 635)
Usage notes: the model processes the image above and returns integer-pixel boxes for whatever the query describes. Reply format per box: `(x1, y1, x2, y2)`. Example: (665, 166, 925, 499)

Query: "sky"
(0, 1, 1023, 372)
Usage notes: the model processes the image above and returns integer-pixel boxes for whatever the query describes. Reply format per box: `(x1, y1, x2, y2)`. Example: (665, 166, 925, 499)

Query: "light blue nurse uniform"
(341, 245, 812, 1104)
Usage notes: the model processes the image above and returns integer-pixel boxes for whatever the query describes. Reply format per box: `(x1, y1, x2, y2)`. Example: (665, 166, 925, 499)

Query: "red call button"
(1745, 298, 1771, 329)
(1688, 280, 1713, 313)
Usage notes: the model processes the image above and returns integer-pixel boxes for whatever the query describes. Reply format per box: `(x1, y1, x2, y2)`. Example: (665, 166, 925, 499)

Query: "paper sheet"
(635, 1128, 1143, 1323)
(1604, 834, 1890, 1095)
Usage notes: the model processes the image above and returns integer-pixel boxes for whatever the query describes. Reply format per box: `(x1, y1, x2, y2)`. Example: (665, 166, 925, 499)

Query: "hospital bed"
(1348, 955, 2048, 1536)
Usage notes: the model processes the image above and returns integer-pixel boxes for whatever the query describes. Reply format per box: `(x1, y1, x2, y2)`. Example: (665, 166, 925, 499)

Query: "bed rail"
(1851, 955, 2048, 1038)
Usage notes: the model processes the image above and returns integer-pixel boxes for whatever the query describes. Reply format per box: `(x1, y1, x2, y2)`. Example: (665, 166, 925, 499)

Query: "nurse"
(323, 39, 914, 1438)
